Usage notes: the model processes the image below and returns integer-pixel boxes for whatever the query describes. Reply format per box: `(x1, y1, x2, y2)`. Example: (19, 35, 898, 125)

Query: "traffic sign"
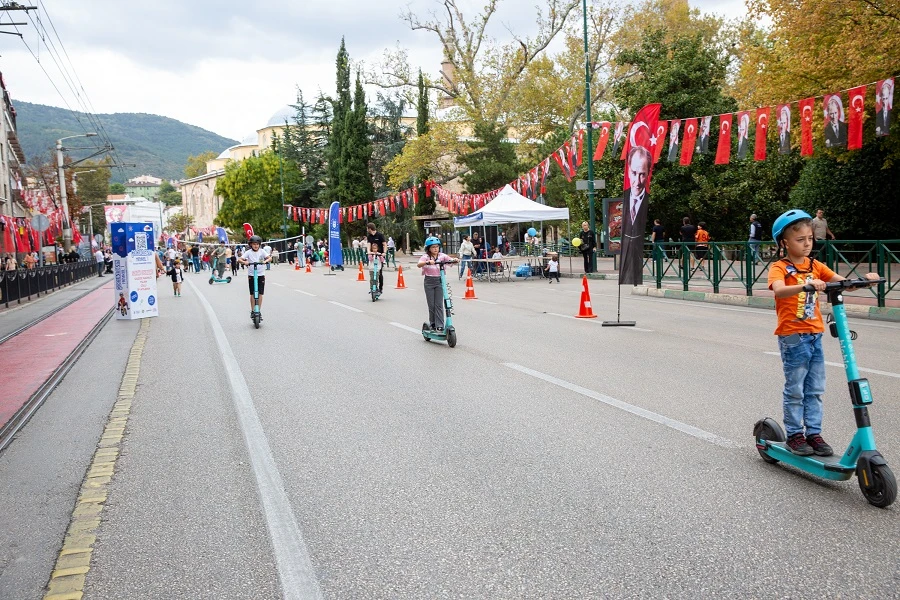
(576, 180, 606, 191)
(31, 213, 50, 232)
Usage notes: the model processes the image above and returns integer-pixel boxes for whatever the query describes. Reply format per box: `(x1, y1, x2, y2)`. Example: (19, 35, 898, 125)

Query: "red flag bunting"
(593, 122, 610, 160)
(847, 85, 865, 150)
(799, 98, 815, 156)
(680, 118, 698, 166)
(754, 107, 770, 161)
(652, 121, 668, 163)
(715, 114, 732, 164)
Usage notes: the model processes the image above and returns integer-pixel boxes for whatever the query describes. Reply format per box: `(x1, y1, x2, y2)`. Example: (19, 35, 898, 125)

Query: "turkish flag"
(715, 114, 733, 164)
(593, 122, 611, 160)
(755, 107, 770, 161)
(243, 223, 254, 239)
(799, 97, 815, 156)
(623, 103, 661, 193)
(620, 123, 630, 160)
(680, 118, 698, 166)
(652, 121, 668, 163)
(847, 85, 865, 150)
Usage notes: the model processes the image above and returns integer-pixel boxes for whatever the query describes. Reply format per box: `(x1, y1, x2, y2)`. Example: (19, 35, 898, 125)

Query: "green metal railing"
(644, 240, 899, 307)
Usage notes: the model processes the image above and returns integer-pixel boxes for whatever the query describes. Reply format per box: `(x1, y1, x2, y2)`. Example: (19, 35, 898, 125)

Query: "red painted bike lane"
(0, 282, 115, 429)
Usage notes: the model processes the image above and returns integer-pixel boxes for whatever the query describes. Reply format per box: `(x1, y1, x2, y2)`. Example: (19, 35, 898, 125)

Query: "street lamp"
(57, 133, 98, 252)
(73, 169, 97, 253)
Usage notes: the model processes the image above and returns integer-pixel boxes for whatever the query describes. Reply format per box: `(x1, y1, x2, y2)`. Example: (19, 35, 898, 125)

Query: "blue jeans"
(192, 257, 200, 272)
(778, 333, 826, 436)
(749, 239, 761, 263)
(459, 255, 472, 278)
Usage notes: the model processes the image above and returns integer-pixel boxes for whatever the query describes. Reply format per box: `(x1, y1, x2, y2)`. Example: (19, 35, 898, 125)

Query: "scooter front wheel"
(446, 328, 457, 348)
(226, 277, 232, 283)
(753, 418, 785, 464)
(208, 278, 214, 285)
(858, 463, 897, 508)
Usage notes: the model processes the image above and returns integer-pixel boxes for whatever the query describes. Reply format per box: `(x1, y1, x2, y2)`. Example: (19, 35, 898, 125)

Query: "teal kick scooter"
(421, 260, 458, 348)
(208, 257, 232, 285)
(369, 252, 383, 302)
(754, 277, 895, 507)
(249, 262, 262, 329)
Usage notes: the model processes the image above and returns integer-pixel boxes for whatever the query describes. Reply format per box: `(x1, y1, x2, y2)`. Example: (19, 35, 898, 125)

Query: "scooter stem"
(826, 288, 860, 382)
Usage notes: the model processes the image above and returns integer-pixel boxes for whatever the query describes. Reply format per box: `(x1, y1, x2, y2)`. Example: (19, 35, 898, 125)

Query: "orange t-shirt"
(695, 230, 710, 245)
(767, 258, 836, 335)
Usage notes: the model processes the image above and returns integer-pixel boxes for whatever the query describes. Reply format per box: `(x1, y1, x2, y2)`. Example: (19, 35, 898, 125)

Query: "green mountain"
(12, 100, 238, 182)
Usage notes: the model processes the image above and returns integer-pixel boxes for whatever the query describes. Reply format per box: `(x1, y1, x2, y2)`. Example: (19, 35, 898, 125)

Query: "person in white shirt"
(94, 248, 105, 277)
(262, 244, 273, 270)
(238, 236, 271, 320)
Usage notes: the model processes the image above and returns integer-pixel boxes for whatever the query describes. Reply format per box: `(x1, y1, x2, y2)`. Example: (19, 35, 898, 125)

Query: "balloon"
(572, 237, 582, 247)
(527, 227, 537, 237)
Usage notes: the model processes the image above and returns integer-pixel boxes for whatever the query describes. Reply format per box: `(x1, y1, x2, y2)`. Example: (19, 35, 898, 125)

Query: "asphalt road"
(6, 263, 900, 598)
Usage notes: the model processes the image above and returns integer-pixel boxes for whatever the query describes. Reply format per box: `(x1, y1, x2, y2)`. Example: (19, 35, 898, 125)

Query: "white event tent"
(452, 184, 569, 227)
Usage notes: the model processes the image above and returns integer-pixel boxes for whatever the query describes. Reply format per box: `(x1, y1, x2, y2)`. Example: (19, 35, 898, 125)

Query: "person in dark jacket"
(578, 221, 596, 273)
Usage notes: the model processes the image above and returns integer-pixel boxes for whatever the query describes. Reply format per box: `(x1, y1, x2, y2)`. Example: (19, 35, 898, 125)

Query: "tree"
(166, 212, 194, 235)
(109, 182, 126, 194)
(342, 72, 375, 204)
(214, 151, 304, 239)
(459, 122, 522, 193)
(370, 92, 410, 198)
(158, 180, 182, 206)
(72, 161, 112, 237)
(385, 120, 467, 188)
(184, 151, 217, 179)
(370, 0, 579, 128)
(325, 38, 353, 205)
(281, 89, 327, 207)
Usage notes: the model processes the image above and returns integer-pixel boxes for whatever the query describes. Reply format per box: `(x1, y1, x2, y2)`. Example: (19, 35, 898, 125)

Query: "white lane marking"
(474, 299, 497, 305)
(185, 278, 323, 600)
(271, 282, 285, 287)
(546, 312, 653, 331)
(503, 362, 739, 449)
(764, 351, 900, 379)
(294, 290, 316, 297)
(329, 301, 363, 313)
(390, 322, 422, 334)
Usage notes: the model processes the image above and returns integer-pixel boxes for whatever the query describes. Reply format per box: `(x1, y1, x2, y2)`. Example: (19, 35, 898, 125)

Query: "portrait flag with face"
(680, 118, 698, 166)
(754, 107, 770, 161)
(847, 85, 865, 150)
(593, 122, 611, 160)
(623, 104, 661, 193)
(799, 98, 815, 156)
(875, 78, 893, 137)
(715, 114, 732, 164)
(620, 122, 631, 160)
(652, 121, 668, 163)
(619, 103, 660, 286)
(611, 121, 626, 158)
(776, 103, 791, 155)
(697, 116, 712, 154)
(823, 93, 847, 148)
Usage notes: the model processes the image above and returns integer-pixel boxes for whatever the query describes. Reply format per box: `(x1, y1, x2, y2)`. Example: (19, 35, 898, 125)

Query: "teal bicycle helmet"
(772, 209, 812, 242)
(424, 236, 441, 249)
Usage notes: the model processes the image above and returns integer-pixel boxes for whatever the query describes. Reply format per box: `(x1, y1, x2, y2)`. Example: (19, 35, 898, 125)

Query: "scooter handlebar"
(802, 277, 886, 293)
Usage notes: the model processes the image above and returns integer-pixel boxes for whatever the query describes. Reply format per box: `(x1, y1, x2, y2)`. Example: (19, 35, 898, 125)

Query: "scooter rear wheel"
(858, 463, 897, 508)
(253, 313, 261, 329)
(753, 418, 785, 464)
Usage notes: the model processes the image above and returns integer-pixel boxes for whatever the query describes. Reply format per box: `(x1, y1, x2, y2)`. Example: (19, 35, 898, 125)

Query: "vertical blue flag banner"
(216, 227, 228, 243)
(328, 201, 343, 268)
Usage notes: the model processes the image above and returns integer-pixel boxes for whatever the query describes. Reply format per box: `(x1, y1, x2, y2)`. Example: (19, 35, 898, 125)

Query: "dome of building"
(239, 133, 258, 146)
(265, 105, 294, 128)
(216, 148, 233, 160)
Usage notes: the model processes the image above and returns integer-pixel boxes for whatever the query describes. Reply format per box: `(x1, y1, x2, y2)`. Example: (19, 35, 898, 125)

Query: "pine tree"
(325, 38, 352, 204)
(283, 89, 325, 207)
(342, 72, 374, 205)
(414, 71, 435, 222)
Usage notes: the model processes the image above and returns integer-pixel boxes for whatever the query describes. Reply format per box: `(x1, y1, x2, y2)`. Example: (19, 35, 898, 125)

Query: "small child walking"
(767, 209, 879, 456)
(169, 259, 184, 296)
(545, 253, 560, 283)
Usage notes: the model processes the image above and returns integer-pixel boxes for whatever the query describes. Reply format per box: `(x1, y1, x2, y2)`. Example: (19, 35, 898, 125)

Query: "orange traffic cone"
(575, 276, 597, 318)
(294, 258, 300, 270)
(463, 268, 477, 299)
(357, 261, 365, 281)
(305, 261, 311, 273)
(395, 265, 407, 289)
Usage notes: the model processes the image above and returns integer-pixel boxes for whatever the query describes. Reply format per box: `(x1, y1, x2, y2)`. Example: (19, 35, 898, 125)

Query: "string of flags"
(427, 75, 895, 213)
(283, 183, 426, 224)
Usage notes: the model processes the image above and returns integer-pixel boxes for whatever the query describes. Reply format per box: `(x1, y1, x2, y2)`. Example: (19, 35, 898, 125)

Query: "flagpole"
(582, 0, 596, 273)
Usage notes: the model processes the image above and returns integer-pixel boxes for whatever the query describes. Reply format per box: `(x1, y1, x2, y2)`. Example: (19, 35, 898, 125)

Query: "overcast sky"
(0, 0, 746, 146)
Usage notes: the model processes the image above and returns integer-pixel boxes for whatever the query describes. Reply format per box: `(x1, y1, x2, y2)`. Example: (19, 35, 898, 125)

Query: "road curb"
(631, 286, 900, 322)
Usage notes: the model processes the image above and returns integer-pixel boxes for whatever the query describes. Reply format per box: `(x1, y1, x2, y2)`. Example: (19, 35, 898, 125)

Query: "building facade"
(180, 170, 224, 230)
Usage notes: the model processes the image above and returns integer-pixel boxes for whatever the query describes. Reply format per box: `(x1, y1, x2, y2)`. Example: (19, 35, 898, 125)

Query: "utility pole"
(582, 0, 597, 272)
(57, 133, 97, 252)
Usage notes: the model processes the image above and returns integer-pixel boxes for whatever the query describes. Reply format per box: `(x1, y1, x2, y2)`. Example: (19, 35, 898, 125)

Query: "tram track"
(0, 302, 115, 453)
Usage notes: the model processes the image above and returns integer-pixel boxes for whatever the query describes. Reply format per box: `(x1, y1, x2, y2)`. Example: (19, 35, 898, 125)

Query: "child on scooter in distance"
(417, 236, 458, 331)
(767, 210, 880, 457)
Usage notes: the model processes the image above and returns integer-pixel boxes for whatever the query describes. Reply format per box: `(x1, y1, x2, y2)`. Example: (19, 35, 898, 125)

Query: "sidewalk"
(0, 274, 109, 340)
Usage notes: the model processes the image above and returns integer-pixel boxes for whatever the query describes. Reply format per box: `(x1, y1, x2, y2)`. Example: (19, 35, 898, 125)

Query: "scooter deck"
(762, 441, 856, 480)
